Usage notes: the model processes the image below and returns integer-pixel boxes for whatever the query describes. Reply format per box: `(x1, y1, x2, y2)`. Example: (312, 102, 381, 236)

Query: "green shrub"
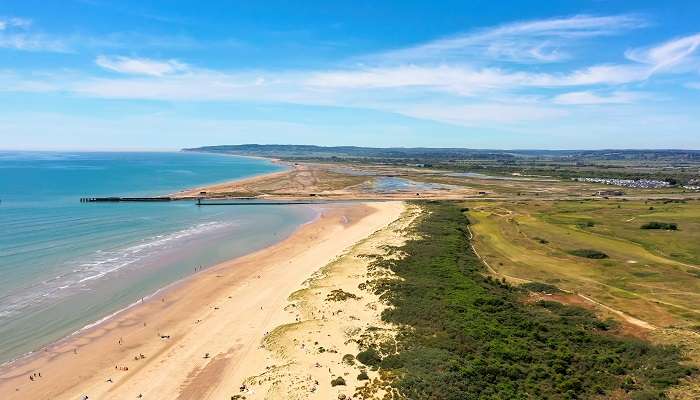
(357, 371, 369, 381)
(379, 354, 403, 369)
(356, 348, 381, 367)
(326, 289, 359, 301)
(330, 376, 346, 386)
(342, 354, 355, 365)
(521, 282, 561, 294)
(569, 249, 609, 259)
(641, 222, 678, 230)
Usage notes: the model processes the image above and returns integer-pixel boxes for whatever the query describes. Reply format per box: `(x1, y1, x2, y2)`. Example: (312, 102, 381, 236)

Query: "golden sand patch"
(238, 205, 421, 399)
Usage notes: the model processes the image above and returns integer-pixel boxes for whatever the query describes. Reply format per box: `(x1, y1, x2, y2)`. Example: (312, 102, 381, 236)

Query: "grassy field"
(466, 198, 700, 329)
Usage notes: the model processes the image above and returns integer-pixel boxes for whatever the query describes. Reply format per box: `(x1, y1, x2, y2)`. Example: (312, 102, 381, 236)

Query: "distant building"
(575, 177, 670, 189)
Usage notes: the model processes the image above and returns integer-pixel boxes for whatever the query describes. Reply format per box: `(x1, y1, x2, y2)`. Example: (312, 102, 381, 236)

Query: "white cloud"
(626, 33, 700, 73)
(0, 17, 68, 52)
(0, 34, 68, 52)
(374, 14, 647, 64)
(306, 65, 528, 95)
(95, 55, 189, 76)
(0, 17, 32, 30)
(553, 91, 645, 105)
(306, 63, 651, 95)
(535, 64, 651, 86)
(396, 103, 568, 126)
(3, 14, 699, 132)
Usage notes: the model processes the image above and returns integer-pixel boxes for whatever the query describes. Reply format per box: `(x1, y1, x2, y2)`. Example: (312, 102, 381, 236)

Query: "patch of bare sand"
(232, 205, 422, 400)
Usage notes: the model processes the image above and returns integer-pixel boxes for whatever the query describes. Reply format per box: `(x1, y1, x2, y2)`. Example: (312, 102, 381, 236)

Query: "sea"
(0, 151, 316, 364)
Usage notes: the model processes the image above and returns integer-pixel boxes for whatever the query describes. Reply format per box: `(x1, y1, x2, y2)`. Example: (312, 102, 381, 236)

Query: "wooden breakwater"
(80, 197, 334, 205)
(80, 197, 173, 202)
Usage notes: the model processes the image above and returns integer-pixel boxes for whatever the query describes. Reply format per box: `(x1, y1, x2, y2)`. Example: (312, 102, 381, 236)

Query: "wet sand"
(0, 201, 404, 400)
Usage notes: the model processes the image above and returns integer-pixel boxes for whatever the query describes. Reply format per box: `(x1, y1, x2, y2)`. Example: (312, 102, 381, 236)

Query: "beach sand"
(0, 201, 405, 400)
(233, 203, 421, 399)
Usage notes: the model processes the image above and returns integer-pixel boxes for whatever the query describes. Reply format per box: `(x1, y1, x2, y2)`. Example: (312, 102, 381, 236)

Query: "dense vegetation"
(366, 202, 693, 399)
(641, 222, 678, 230)
(520, 282, 562, 294)
(568, 249, 609, 259)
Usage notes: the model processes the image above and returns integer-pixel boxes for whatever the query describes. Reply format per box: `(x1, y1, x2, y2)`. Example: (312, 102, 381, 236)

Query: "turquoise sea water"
(0, 151, 315, 363)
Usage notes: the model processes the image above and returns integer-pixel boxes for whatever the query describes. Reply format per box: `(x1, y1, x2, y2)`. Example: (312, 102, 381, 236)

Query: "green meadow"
(467, 199, 700, 328)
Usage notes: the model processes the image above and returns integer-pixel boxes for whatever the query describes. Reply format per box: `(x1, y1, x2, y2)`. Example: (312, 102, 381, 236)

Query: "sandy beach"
(0, 201, 405, 400)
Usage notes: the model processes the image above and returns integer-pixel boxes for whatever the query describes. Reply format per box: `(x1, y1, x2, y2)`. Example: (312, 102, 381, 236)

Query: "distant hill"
(183, 144, 700, 161)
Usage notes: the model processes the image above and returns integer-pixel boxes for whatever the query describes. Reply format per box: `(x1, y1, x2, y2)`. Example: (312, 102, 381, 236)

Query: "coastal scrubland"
(356, 202, 696, 399)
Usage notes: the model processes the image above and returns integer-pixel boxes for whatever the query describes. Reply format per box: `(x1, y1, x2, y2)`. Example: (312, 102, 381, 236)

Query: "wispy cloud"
(0, 16, 239, 53)
(96, 55, 189, 76)
(306, 63, 654, 95)
(3, 14, 700, 131)
(373, 14, 648, 64)
(0, 16, 69, 52)
(306, 65, 528, 95)
(395, 103, 568, 126)
(553, 91, 645, 105)
(626, 33, 700, 73)
(0, 17, 32, 30)
(308, 31, 700, 95)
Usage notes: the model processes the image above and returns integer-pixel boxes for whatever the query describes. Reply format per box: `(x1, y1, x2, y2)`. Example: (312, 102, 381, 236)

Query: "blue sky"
(1, 0, 700, 150)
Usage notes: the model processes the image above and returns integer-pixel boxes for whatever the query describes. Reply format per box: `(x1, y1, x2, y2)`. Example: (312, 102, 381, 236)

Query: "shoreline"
(0, 203, 321, 370)
(0, 154, 296, 369)
(171, 150, 290, 198)
(0, 201, 404, 399)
